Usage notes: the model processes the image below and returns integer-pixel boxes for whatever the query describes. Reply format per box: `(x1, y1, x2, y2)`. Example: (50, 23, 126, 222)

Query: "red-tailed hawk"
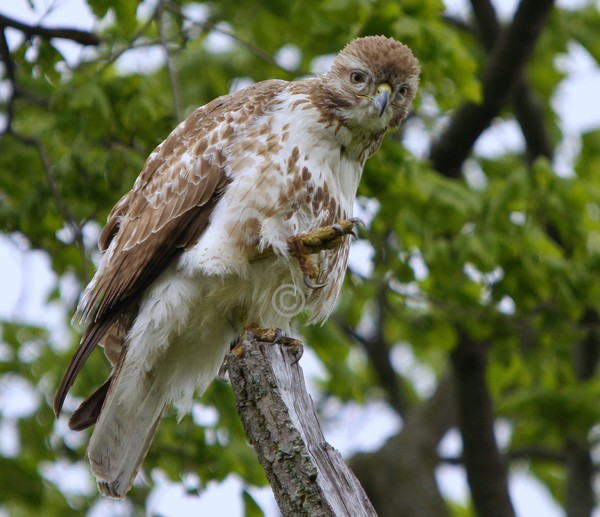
(54, 35, 420, 497)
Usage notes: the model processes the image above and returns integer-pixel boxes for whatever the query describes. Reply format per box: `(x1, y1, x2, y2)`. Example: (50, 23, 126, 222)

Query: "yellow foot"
(245, 327, 303, 363)
(287, 218, 362, 289)
(219, 327, 304, 379)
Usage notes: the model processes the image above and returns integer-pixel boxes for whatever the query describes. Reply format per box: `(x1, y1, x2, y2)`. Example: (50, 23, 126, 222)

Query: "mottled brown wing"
(54, 80, 289, 416)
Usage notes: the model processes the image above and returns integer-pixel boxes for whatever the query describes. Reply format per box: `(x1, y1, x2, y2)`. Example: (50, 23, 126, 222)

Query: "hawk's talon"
(279, 336, 304, 364)
(245, 327, 283, 343)
(218, 334, 247, 380)
(218, 356, 231, 381)
(288, 219, 361, 286)
(330, 223, 344, 235)
(349, 216, 365, 227)
(237, 327, 304, 364)
(303, 273, 327, 290)
(228, 335, 241, 351)
(273, 328, 284, 343)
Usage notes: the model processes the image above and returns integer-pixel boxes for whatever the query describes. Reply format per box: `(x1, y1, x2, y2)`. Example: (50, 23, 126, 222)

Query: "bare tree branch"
(0, 26, 16, 133)
(0, 13, 100, 46)
(0, 15, 92, 279)
(468, 0, 554, 161)
(164, 2, 308, 77)
(431, 0, 555, 177)
(8, 132, 90, 280)
(441, 446, 568, 466)
(97, 13, 158, 72)
(158, 3, 183, 122)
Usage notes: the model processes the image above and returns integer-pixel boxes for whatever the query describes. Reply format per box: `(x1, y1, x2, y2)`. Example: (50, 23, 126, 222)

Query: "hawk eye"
(350, 71, 367, 84)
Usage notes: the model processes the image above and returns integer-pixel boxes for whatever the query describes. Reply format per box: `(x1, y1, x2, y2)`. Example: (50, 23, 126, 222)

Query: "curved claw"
(303, 273, 327, 290)
(285, 339, 304, 364)
(218, 357, 231, 381)
(349, 216, 365, 226)
(273, 328, 285, 343)
(331, 223, 344, 236)
(290, 350, 303, 365)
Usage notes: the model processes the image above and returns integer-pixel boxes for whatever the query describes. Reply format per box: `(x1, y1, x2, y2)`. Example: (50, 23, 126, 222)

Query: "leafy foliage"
(1, 0, 599, 515)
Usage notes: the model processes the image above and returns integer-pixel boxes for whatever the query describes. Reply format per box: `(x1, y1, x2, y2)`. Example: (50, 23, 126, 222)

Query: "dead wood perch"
(226, 334, 377, 517)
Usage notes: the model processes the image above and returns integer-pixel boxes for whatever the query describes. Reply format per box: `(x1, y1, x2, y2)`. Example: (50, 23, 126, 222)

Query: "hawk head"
(323, 35, 420, 132)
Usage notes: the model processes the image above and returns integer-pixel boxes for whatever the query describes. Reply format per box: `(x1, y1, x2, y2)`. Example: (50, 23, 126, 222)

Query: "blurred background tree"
(1, 0, 599, 515)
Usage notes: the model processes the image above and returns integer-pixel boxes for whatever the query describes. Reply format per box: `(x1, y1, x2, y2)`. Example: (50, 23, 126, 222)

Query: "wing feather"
(54, 80, 288, 416)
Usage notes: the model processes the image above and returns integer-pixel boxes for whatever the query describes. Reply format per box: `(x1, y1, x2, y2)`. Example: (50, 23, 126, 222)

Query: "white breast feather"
(115, 91, 363, 421)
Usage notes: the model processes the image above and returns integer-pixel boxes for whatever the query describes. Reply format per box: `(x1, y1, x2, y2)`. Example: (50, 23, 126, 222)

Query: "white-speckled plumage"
(54, 36, 420, 498)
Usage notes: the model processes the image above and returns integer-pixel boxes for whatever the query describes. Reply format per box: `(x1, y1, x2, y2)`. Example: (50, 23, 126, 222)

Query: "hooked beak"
(372, 83, 391, 117)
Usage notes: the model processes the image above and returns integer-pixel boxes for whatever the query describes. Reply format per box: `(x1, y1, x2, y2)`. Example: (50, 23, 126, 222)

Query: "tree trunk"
(452, 335, 516, 517)
(566, 310, 599, 517)
(351, 373, 456, 517)
(226, 334, 377, 517)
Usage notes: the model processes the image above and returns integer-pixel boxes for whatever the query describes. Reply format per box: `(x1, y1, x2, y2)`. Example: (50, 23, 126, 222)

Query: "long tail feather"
(69, 377, 112, 431)
(87, 371, 167, 498)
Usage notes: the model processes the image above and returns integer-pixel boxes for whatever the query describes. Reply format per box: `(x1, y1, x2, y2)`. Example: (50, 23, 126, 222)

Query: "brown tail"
(68, 377, 112, 431)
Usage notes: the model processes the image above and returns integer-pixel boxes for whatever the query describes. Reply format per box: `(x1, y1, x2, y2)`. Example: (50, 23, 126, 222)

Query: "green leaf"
(242, 489, 265, 517)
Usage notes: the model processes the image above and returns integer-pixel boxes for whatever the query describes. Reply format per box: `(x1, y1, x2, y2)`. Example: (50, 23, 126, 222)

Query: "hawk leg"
(219, 327, 304, 379)
(287, 218, 361, 289)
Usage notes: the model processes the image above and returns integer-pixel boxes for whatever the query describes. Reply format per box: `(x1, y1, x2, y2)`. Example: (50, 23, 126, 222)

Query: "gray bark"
(226, 335, 377, 517)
